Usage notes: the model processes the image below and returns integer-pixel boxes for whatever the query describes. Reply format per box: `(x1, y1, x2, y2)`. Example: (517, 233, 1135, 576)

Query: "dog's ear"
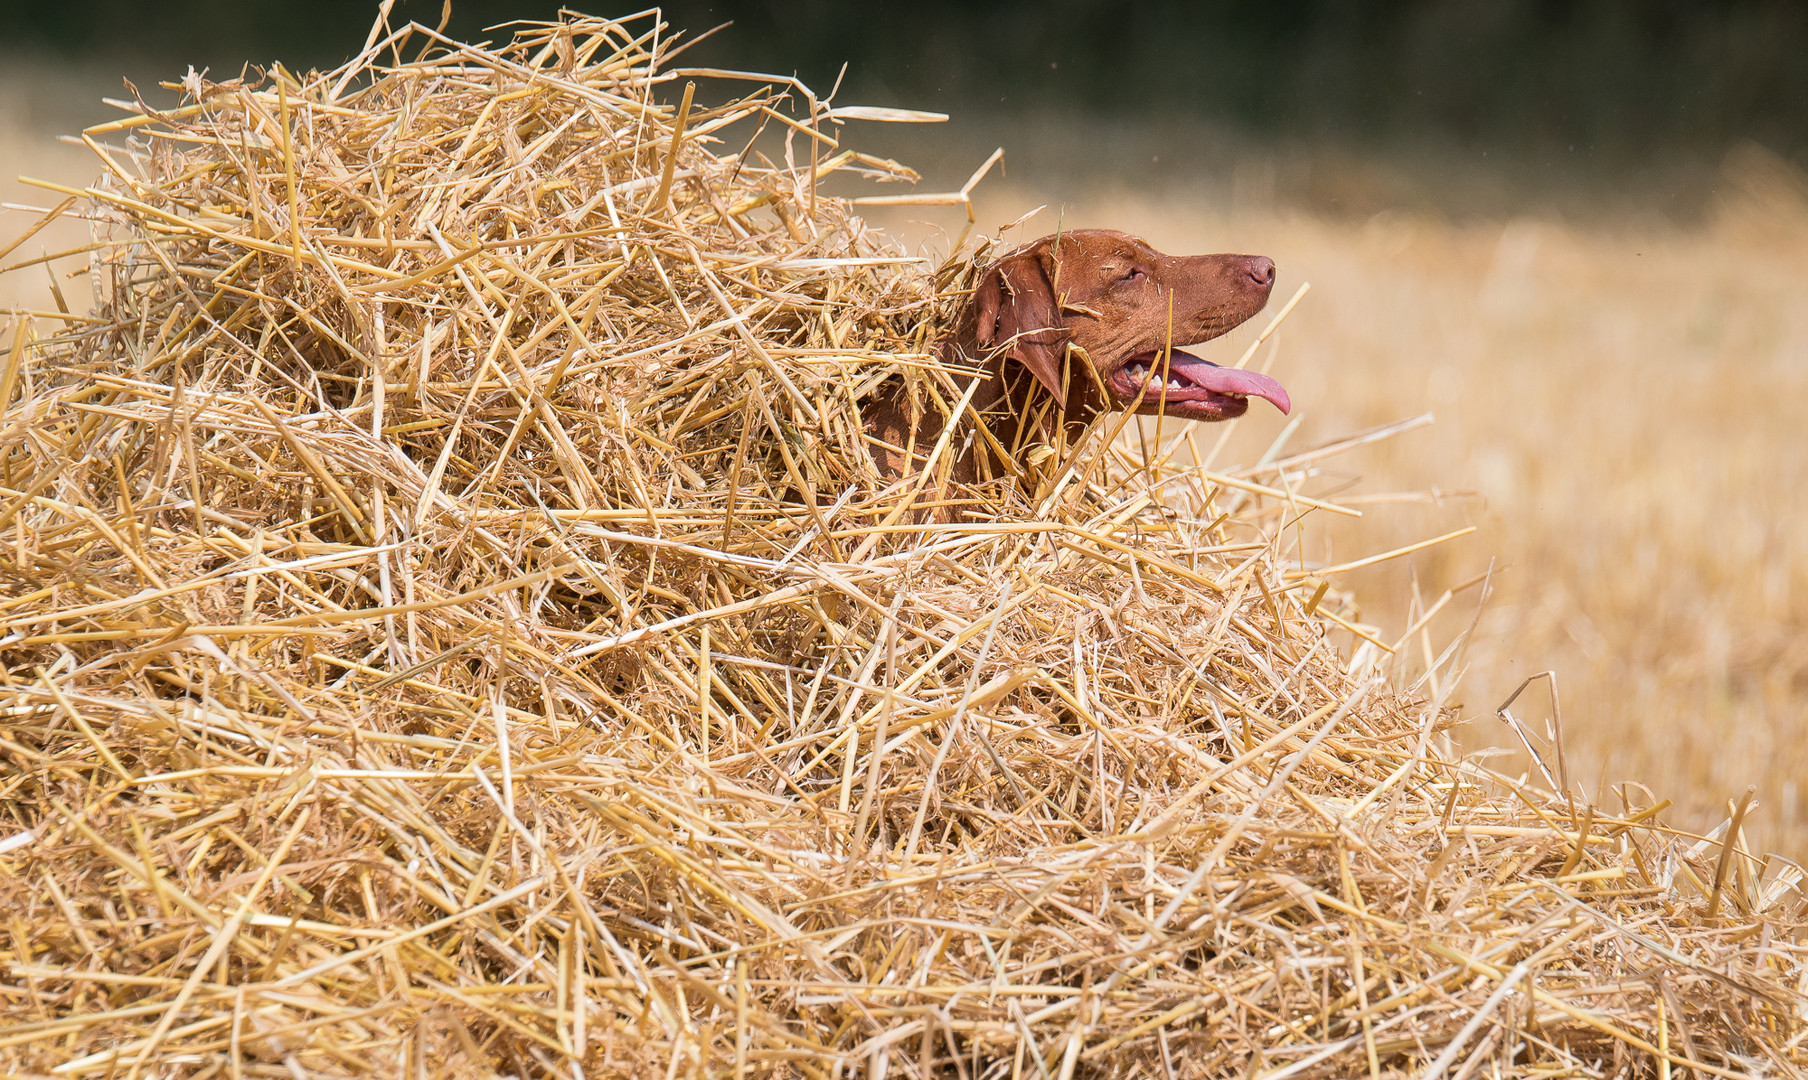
(974, 249, 1071, 405)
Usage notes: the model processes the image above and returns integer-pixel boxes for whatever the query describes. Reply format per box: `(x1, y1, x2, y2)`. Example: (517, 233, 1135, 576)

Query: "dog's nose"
(1247, 257, 1276, 287)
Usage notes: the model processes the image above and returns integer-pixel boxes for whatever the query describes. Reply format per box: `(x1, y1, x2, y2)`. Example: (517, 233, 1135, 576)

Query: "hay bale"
(0, 11, 1801, 1077)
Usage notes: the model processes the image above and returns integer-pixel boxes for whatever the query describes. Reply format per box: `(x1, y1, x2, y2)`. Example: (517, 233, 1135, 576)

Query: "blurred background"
(3, 1, 1806, 858)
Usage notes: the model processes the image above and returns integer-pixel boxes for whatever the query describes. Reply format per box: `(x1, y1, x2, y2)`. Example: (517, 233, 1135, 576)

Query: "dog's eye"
(1120, 267, 1145, 282)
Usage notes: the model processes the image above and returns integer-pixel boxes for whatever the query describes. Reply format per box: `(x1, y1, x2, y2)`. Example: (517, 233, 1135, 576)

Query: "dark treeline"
(4, 0, 1804, 166)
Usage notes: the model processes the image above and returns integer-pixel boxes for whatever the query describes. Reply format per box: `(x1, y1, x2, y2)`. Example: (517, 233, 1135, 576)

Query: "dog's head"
(972, 229, 1288, 422)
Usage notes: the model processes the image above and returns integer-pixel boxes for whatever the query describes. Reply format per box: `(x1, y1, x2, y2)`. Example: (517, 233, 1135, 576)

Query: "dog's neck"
(947, 347, 1084, 470)
(928, 313, 1103, 483)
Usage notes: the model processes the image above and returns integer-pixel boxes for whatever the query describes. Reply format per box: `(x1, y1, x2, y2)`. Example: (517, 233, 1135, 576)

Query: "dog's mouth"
(1107, 349, 1291, 421)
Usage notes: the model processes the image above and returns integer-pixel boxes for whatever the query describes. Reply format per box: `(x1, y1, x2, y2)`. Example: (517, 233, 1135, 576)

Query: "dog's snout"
(1246, 256, 1275, 287)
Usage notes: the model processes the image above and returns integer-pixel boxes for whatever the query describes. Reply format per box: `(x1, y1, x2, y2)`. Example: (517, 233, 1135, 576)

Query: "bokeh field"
(6, 89, 1806, 861)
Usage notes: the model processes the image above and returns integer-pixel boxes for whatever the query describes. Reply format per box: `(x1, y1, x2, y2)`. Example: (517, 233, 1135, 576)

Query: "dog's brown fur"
(866, 229, 1279, 493)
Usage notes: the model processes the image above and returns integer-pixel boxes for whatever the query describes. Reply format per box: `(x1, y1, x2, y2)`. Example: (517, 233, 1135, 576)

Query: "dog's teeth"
(1167, 379, 1184, 390)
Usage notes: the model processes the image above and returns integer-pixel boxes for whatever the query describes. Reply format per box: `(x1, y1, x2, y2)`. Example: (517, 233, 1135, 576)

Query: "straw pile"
(1, 12, 1803, 1078)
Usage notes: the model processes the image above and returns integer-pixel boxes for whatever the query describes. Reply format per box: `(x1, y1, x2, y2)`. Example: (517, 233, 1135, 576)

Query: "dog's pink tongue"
(1172, 353, 1291, 414)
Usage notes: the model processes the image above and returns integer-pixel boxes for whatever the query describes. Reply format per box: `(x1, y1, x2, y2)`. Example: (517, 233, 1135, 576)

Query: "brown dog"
(866, 229, 1288, 488)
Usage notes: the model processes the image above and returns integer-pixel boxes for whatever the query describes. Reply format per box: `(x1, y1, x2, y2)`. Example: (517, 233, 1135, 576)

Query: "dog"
(865, 229, 1288, 490)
